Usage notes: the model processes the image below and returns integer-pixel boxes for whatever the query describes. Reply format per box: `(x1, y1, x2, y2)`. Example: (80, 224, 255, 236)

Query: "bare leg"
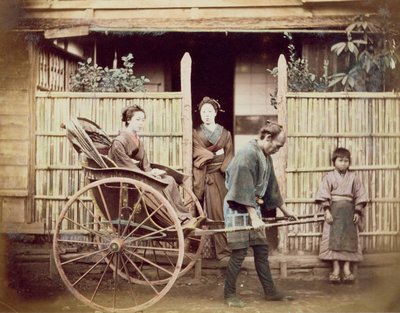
(332, 260, 340, 275)
(343, 261, 351, 276)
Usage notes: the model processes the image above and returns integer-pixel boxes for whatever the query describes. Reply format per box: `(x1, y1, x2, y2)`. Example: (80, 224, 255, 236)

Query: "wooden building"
(0, 0, 399, 261)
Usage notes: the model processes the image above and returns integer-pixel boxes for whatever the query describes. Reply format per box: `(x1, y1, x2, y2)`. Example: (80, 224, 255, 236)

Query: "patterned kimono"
(108, 130, 192, 221)
(315, 170, 367, 261)
(223, 139, 283, 250)
(193, 124, 233, 259)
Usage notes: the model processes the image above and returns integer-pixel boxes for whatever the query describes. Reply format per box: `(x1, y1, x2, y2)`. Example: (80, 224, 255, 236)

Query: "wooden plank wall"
(34, 92, 184, 232)
(0, 33, 32, 225)
(285, 93, 400, 254)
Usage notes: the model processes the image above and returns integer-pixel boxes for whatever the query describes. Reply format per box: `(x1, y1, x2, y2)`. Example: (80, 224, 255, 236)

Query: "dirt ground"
(1, 260, 400, 313)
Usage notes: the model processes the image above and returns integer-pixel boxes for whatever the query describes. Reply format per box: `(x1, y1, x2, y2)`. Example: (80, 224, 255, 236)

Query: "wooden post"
(180, 52, 193, 189)
(28, 39, 38, 223)
(180, 52, 198, 278)
(275, 54, 289, 260)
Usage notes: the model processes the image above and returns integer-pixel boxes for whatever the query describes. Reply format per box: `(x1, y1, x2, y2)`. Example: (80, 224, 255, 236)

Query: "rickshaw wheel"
(113, 183, 205, 285)
(53, 177, 184, 313)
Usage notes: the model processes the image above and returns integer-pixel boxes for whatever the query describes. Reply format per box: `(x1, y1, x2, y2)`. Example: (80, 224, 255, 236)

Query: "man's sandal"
(329, 273, 341, 283)
(265, 292, 295, 301)
(342, 273, 355, 284)
(225, 296, 246, 308)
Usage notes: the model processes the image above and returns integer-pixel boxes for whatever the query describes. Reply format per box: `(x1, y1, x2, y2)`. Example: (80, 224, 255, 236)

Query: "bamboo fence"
(34, 92, 186, 232)
(282, 93, 400, 253)
(38, 49, 78, 92)
(275, 55, 400, 254)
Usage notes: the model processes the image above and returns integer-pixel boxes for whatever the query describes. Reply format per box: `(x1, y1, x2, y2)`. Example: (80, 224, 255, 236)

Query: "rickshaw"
(53, 117, 323, 313)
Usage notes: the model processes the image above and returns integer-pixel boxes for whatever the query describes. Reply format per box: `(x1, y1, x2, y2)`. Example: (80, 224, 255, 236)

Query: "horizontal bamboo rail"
(289, 133, 400, 138)
(287, 92, 400, 98)
(36, 91, 183, 99)
(286, 165, 400, 172)
(285, 198, 400, 203)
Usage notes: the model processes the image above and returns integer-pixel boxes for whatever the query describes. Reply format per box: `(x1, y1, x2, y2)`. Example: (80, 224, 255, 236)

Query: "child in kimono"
(315, 147, 367, 283)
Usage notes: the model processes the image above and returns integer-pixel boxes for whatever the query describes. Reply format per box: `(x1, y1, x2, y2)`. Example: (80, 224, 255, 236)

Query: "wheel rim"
(53, 177, 184, 313)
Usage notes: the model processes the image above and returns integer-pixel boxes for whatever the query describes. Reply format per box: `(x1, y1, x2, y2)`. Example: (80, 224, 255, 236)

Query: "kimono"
(315, 170, 367, 262)
(108, 130, 192, 221)
(193, 124, 233, 259)
(223, 139, 283, 250)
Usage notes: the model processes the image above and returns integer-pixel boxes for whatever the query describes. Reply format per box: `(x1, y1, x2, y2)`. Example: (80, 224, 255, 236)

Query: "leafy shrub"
(329, 14, 399, 91)
(267, 33, 328, 107)
(268, 33, 328, 93)
(70, 53, 149, 92)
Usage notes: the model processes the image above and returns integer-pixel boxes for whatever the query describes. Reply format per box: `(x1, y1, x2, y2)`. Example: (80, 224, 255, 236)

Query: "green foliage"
(329, 14, 399, 91)
(267, 33, 328, 107)
(268, 33, 328, 93)
(70, 53, 150, 92)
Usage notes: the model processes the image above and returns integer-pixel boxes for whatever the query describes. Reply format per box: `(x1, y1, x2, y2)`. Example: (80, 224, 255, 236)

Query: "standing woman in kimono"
(192, 97, 234, 260)
(315, 147, 367, 283)
(108, 104, 197, 228)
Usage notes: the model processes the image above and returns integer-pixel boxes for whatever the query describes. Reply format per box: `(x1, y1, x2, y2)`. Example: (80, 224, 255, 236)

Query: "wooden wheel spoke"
(113, 253, 120, 310)
(124, 249, 174, 277)
(119, 253, 137, 301)
(123, 203, 166, 240)
(72, 251, 112, 287)
(96, 185, 115, 232)
(125, 225, 176, 244)
(121, 186, 146, 238)
(60, 216, 110, 241)
(90, 253, 114, 302)
(61, 247, 109, 266)
(154, 241, 175, 269)
(77, 198, 102, 227)
(122, 251, 160, 295)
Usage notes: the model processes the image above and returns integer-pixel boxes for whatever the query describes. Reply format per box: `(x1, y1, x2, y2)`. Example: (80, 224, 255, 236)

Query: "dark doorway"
(95, 32, 236, 134)
(190, 43, 235, 133)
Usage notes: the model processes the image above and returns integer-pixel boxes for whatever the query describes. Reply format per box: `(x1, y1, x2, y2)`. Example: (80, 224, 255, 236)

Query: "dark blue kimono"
(223, 139, 283, 249)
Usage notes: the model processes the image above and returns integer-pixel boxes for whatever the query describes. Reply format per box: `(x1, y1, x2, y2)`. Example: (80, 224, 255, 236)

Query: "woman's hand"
(149, 168, 166, 177)
(325, 209, 333, 224)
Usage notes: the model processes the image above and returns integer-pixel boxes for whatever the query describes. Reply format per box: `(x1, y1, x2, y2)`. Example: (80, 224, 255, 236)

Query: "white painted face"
(127, 111, 146, 133)
(200, 102, 217, 125)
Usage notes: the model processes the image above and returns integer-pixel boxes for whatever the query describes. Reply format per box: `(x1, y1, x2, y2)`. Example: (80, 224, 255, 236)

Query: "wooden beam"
(44, 25, 89, 39)
(23, 0, 303, 10)
(0, 222, 45, 234)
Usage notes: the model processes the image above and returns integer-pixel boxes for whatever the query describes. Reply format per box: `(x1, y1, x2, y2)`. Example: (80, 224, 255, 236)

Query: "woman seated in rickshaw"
(108, 104, 199, 229)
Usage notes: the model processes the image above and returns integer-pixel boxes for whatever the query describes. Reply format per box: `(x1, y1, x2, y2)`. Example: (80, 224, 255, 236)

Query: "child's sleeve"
(315, 174, 332, 210)
(353, 174, 367, 213)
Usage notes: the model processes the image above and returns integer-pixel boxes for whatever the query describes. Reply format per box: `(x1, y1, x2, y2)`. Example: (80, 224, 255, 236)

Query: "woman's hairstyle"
(331, 147, 351, 164)
(197, 96, 224, 113)
(258, 120, 283, 140)
(121, 104, 145, 126)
